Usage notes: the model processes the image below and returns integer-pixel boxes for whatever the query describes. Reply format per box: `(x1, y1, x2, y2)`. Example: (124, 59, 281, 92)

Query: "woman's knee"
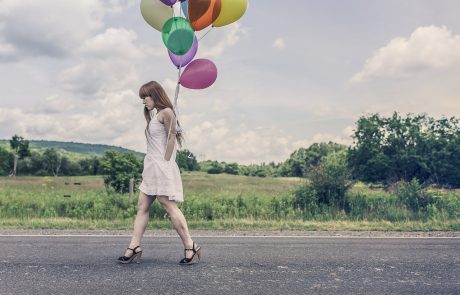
(137, 192, 153, 213)
(157, 196, 175, 214)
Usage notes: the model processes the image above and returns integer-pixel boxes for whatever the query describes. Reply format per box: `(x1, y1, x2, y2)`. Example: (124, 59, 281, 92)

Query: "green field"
(0, 173, 458, 231)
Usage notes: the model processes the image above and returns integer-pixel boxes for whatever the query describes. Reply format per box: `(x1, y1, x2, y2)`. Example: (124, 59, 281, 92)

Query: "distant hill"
(0, 139, 144, 158)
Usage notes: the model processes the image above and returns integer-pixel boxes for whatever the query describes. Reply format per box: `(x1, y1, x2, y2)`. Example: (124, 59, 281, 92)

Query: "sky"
(1, 0, 459, 164)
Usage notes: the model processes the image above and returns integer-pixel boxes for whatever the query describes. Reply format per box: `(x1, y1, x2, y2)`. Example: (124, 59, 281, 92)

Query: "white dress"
(139, 113, 184, 202)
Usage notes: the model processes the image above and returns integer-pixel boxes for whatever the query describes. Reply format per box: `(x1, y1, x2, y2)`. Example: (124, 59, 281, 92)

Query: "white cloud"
(0, 89, 147, 152)
(181, 119, 354, 164)
(80, 28, 146, 60)
(351, 26, 460, 82)
(272, 38, 286, 49)
(211, 98, 230, 113)
(106, 0, 136, 15)
(60, 27, 161, 96)
(0, 40, 15, 57)
(35, 95, 76, 114)
(291, 126, 354, 152)
(0, 0, 105, 59)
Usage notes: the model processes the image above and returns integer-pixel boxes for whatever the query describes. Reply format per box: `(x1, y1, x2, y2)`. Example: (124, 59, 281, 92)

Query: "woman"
(117, 81, 201, 265)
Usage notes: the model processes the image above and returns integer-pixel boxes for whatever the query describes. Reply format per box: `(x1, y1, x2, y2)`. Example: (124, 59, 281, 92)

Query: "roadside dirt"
(0, 229, 458, 237)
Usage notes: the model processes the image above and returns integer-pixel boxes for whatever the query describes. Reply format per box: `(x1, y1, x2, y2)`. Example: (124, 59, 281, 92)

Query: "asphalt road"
(0, 235, 458, 295)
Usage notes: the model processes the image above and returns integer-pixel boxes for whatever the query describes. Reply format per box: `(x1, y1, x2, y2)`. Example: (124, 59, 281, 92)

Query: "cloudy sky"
(1, 0, 459, 164)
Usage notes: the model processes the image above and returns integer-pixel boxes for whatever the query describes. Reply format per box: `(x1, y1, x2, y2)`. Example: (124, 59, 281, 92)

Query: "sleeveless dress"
(139, 112, 184, 202)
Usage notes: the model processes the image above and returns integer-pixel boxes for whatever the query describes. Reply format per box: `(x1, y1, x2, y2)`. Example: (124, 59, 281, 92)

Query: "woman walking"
(117, 81, 201, 265)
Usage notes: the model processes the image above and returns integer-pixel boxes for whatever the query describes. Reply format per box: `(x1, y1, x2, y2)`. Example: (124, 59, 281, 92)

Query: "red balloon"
(188, 0, 222, 31)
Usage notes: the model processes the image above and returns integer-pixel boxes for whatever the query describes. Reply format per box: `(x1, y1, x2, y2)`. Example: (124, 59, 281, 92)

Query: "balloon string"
(174, 66, 181, 112)
(174, 64, 189, 156)
(198, 26, 214, 41)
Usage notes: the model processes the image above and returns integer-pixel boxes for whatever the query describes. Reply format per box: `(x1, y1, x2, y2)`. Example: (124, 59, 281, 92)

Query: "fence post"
(129, 178, 134, 204)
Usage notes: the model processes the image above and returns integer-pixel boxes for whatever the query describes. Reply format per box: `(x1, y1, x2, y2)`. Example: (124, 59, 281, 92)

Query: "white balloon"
(140, 0, 173, 32)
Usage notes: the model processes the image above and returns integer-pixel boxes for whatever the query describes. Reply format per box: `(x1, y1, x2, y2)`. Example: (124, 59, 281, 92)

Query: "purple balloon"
(180, 59, 218, 89)
(160, 0, 177, 6)
(168, 35, 198, 68)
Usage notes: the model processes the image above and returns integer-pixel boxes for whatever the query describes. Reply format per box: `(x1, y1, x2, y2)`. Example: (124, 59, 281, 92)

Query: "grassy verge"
(0, 175, 458, 231)
(0, 218, 458, 231)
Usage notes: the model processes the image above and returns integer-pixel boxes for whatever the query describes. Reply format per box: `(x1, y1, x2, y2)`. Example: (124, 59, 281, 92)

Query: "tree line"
(1, 112, 459, 190)
(0, 140, 103, 177)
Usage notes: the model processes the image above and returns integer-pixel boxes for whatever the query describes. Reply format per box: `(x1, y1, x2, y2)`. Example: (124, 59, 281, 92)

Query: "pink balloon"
(180, 59, 217, 89)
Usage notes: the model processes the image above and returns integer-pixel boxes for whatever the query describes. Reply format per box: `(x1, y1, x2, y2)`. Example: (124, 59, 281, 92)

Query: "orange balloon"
(188, 0, 222, 31)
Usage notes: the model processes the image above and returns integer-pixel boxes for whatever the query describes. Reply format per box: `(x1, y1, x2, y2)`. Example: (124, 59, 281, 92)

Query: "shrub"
(101, 151, 143, 193)
(207, 166, 223, 174)
(293, 182, 318, 215)
(309, 150, 353, 210)
(0, 146, 14, 176)
(224, 163, 239, 175)
(396, 178, 433, 212)
(254, 169, 267, 177)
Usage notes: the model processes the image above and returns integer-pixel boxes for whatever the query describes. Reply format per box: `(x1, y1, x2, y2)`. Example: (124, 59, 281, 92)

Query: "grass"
(0, 174, 458, 231)
(0, 218, 457, 231)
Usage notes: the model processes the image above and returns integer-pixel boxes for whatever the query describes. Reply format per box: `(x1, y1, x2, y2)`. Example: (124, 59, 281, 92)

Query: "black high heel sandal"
(179, 242, 202, 265)
(117, 246, 142, 264)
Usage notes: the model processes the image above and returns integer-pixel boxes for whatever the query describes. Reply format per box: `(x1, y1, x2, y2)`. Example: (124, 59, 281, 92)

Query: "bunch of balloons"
(140, 0, 248, 104)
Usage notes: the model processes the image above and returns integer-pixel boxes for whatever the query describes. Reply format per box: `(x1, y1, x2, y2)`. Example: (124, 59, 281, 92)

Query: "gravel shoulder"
(0, 229, 458, 237)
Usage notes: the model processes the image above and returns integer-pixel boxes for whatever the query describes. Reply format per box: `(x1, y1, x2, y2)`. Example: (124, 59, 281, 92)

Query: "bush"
(254, 169, 267, 177)
(293, 182, 318, 215)
(0, 146, 13, 176)
(176, 149, 199, 171)
(396, 178, 433, 212)
(224, 163, 239, 175)
(309, 150, 353, 209)
(101, 151, 143, 193)
(207, 161, 224, 174)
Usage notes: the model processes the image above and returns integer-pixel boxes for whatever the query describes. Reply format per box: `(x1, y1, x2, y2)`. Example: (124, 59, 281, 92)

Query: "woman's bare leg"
(124, 191, 156, 256)
(157, 195, 194, 257)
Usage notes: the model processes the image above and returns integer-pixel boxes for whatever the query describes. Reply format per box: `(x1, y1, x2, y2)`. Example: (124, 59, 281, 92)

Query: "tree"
(281, 142, 346, 177)
(26, 151, 45, 175)
(309, 150, 353, 210)
(42, 148, 62, 177)
(348, 112, 460, 187)
(424, 117, 460, 187)
(347, 114, 390, 183)
(9, 134, 30, 176)
(207, 161, 224, 174)
(176, 149, 199, 171)
(224, 162, 239, 175)
(283, 148, 308, 177)
(59, 156, 82, 176)
(0, 146, 14, 176)
(101, 151, 143, 193)
(78, 156, 102, 175)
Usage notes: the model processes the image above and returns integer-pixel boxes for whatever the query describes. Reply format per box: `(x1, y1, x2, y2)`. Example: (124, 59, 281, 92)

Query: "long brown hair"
(139, 81, 183, 147)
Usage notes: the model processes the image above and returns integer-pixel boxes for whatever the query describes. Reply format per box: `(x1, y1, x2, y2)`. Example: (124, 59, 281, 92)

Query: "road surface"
(0, 235, 458, 294)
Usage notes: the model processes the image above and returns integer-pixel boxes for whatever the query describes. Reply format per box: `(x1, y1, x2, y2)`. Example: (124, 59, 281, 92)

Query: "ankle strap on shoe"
(127, 246, 141, 252)
(185, 242, 197, 253)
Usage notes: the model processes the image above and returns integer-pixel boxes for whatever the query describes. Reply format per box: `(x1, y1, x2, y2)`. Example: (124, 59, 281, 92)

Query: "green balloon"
(162, 17, 194, 56)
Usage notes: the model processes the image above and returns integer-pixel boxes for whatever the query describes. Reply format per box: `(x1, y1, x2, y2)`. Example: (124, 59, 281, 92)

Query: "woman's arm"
(161, 108, 177, 161)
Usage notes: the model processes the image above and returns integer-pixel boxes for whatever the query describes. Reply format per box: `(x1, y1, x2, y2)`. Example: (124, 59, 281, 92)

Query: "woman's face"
(142, 96, 155, 111)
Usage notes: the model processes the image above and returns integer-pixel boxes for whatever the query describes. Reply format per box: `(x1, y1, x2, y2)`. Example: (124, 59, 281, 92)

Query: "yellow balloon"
(140, 0, 173, 32)
(212, 0, 248, 27)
